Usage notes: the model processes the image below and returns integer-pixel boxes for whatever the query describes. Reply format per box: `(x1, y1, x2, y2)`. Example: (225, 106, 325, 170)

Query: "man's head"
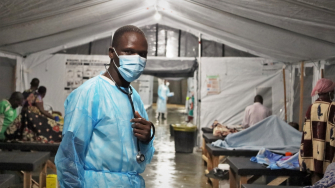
(9, 92, 24, 109)
(109, 25, 148, 71)
(38, 86, 47, 98)
(30, 78, 40, 89)
(254, 95, 263, 104)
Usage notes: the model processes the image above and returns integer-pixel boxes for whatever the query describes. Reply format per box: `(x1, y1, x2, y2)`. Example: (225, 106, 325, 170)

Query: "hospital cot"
(0, 151, 50, 188)
(205, 144, 258, 188)
(227, 157, 307, 188)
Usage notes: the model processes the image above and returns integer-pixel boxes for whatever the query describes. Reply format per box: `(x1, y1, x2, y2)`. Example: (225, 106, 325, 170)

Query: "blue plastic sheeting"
(55, 75, 154, 188)
(251, 148, 300, 170)
(212, 115, 302, 154)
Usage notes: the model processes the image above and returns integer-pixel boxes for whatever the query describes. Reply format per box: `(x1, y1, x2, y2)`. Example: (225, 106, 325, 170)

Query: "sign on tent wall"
(27, 54, 153, 115)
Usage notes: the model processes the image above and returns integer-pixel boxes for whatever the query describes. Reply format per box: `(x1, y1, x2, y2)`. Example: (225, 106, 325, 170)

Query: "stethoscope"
(105, 65, 155, 163)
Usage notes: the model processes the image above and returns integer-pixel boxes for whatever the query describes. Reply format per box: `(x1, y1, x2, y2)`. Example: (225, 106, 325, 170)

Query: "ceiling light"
(154, 12, 161, 20)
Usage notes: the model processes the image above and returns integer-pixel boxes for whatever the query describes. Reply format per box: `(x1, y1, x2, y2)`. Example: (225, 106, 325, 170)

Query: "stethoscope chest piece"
(136, 151, 145, 163)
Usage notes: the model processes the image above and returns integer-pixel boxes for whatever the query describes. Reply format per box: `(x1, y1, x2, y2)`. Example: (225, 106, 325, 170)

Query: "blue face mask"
(112, 47, 147, 82)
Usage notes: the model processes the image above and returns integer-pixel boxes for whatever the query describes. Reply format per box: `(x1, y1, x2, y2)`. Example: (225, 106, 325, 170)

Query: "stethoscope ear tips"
(136, 152, 145, 163)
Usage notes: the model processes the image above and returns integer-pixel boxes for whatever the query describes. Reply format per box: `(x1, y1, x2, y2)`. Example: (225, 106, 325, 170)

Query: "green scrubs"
(0, 100, 17, 140)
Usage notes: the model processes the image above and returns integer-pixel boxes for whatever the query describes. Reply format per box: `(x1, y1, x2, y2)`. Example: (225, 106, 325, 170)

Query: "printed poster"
(206, 75, 220, 95)
(64, 58, 109, 92)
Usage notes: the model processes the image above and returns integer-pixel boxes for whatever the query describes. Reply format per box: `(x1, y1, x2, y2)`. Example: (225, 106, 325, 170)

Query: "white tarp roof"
(0, 0, 335, 62)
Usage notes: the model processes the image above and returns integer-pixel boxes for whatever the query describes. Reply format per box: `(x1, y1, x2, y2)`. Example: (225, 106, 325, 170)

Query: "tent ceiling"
(0, 0, 334, 62)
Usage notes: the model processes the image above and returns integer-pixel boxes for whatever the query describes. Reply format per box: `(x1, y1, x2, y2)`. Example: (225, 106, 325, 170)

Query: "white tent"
(0, 0, 334, 61)
(1, 0, 335, 138)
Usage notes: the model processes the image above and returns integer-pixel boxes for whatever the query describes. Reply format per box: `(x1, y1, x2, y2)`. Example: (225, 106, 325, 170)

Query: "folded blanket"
(251, 148, 299, 170)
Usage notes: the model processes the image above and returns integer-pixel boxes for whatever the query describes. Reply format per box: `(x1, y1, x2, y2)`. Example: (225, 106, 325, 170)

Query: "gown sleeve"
(55, 99, 96, 188)
(157, 85, 164, 100)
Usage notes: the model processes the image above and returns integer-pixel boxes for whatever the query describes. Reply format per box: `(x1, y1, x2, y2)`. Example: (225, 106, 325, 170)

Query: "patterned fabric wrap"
(305, 163, 335, 188)
(299, 99, 335, 174)
(5, 106, 62, 143)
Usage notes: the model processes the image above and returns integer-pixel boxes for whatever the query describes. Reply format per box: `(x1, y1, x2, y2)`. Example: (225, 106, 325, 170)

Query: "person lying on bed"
(5, 86, 62, 143)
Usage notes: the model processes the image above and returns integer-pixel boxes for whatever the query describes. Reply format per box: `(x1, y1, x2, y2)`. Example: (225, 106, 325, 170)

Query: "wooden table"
(205, 144, 259, 188)
(0, 152, 50, 188)
(0, 142, 59, 153)
(227, 157, 307, 188)
(201, 127, 213, 133)
(0, 174, 15, 188)
(203, 133, 223, 143)
(201, 133, 223, 166)
(242, 185, 302, 188)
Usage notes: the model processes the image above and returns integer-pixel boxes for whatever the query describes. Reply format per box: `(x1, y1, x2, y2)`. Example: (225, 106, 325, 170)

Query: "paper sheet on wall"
(206, 75, 220, 95)
(64, 58, 109, 92)
(65, 59, 83, 89)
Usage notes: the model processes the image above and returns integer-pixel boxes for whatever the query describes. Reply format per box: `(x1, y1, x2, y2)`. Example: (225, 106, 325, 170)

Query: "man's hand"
(131, 111, 152, 143)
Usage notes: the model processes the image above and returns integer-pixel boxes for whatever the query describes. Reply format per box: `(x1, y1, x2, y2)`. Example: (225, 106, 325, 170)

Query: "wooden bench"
(0, 151, 50, 188)
(201, 133, 223, 165)
(0, 142, 59, 153)
(205, 144, 259, 188)
(0, 174, 15, 188)
(227, 157, 307, 188)
(0, 142, 59, 175)
(201, 127, 213, 133)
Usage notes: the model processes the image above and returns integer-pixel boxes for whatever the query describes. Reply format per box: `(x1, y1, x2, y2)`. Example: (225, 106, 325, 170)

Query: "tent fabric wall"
(199, 57, 292, 128)
(0, 0, 334, 62)
(292, 67, 314, 124)
(0, 57, 16, 99)
(142, 24, 158, 57)
(325, 63, 335, 81)
(0, 52, 25, 92)
(25, 54, 68, 115)
(325, 63, 335, 100)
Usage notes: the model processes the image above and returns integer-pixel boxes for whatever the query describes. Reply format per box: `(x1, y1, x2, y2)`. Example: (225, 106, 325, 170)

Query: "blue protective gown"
(156, 84, 170, 113)
(55, 75, 154, 188)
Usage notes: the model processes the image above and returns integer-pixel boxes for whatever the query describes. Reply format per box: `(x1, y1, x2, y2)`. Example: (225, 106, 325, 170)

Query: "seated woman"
(0, 92, 23, 141)
(6, 86, 62, 143)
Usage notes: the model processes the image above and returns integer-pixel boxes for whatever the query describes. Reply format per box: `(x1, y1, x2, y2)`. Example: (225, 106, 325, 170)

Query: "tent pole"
(299, 61, 305, 131)
(197, 33, 202, 147)
(283, 68, 287, 122)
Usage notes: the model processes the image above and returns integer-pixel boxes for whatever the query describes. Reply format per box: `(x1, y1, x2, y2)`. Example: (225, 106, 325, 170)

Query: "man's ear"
(108, 47, 114, 59)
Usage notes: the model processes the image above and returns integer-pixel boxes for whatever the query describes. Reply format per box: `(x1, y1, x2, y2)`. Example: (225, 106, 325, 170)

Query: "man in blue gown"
(55, 25, 155, 188)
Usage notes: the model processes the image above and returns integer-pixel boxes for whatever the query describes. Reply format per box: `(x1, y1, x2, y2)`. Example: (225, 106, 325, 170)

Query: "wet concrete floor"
(142, 104, 211, 188)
